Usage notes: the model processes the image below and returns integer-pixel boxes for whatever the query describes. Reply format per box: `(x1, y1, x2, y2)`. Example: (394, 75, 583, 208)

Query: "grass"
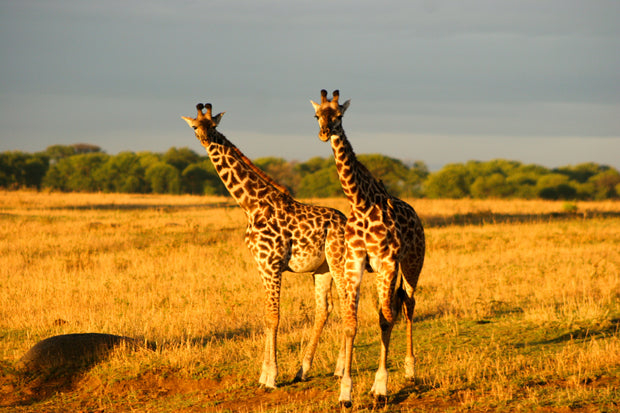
(0, 190, 619, 412)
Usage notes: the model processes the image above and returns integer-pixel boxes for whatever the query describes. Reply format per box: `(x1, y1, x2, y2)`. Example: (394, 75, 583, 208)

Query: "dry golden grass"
(1, 190, 619, 412)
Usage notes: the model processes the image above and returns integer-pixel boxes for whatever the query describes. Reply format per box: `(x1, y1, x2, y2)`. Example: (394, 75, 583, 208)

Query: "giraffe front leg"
(339, 334, 355, 407)
(258, 266, 282, 389)
(334, 337, 346, 377)
(259, 326, 278, 388)
(338, 251, 365, 407)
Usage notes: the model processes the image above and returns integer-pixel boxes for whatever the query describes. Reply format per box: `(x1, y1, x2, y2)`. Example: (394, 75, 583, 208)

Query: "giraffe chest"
(347, 206, 401, 256)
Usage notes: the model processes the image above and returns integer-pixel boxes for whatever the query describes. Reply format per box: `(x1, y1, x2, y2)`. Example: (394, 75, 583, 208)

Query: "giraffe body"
(311, 90, 425, 407)
(183, 103, 347, 387)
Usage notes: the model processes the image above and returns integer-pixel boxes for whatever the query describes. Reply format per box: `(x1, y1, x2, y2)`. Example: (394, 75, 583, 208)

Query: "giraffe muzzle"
(319, 128, 331, 142)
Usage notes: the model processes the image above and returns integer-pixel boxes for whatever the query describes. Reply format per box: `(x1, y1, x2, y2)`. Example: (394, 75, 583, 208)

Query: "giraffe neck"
(204, 128, 289, 212)
(329, 131, 385, 210)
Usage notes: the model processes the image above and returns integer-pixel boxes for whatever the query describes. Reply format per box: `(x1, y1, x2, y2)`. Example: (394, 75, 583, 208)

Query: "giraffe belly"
(286, 250, 326, 273)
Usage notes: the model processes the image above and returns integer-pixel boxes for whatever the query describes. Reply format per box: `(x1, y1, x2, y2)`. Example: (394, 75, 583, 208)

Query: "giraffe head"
(182, 103, 225, 144)
(310, 89, 350, 142)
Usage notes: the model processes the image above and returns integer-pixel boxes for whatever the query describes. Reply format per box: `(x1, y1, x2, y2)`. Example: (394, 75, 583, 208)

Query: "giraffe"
(182, 102, 348, 388)
(311, 90, 425, 407)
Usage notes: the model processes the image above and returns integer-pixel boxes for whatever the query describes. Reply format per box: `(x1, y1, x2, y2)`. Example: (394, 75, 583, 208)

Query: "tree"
(296, 156, 333, 175)
(181, 164, 210, 194)
(536, 174, 575, 200)
(23, 156, 49, 189)
(254, 157, 299, 194)
(44, 145, 77, 164)
(0, 154, 10, 188)
(357, 154, 411, 197)
(470, 173, 515, 198)
(145, 162, 180, 194)
(467, 159, 521, 178)
(588, 169, 620, 199)
(43, 153, 109, 192)
(506, 173, 539, 199)
(163, 147, 200, 173)
(72, 143, 102, 155)
(94, 152, 147, 193)
(424, 163, 472, 198)
(405, 161, 429, 198)
(199, 160, 228, 196)
(0, 151, 49, 189)
(297, 166, 342, 198)
(137, 151, 162, 169)
(554, 162, 607, 183)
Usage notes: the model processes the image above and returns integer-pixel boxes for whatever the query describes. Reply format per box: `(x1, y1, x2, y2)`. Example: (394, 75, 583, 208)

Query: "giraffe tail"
(380, 273, 405, 326)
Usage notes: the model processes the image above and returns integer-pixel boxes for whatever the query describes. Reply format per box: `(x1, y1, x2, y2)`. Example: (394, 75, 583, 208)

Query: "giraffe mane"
(229, 145, 292, 197)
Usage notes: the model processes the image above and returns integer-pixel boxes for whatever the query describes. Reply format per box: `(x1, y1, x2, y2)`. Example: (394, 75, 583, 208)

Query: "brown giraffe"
(311, 90, 425, 407)
(182, 103, 348, 387)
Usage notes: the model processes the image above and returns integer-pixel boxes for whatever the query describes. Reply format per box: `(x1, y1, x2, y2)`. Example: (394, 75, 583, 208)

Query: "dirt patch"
(2, 366, 617, 412)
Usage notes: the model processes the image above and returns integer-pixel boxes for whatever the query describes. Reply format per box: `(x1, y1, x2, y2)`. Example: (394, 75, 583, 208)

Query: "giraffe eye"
(314, 115, 319, 119)
(192, 126, 198, 130)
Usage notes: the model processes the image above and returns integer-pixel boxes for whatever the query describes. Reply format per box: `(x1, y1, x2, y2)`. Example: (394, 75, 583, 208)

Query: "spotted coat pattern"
(182, 103, 347, 387)
(311, 90, 425, 407)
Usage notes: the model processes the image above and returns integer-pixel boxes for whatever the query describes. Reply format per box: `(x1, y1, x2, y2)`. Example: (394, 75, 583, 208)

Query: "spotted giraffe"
(311, 90, 425, 407)
(182, 103, 348, 387)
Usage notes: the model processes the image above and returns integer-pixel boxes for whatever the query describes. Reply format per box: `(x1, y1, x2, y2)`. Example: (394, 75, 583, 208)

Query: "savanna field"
(1, 191, 619, 412)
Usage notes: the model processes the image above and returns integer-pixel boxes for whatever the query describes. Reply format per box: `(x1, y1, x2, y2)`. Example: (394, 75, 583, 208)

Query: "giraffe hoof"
(373, 394, 388, 408)
(294, 367, 307, 382)
(259, 383, 276, 391)
(340, 400, 352, 409)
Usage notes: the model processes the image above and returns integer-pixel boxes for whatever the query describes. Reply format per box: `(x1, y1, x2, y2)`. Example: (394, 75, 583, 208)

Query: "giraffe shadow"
(390, 377, 435, 404)
(341, 377, 436, 411)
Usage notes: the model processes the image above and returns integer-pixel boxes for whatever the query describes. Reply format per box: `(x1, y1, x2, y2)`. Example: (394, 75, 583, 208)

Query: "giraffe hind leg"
(258, 265, 283, 388)
(295, 264, 332, 382)
(400, 255, 422, 380)
(371, 264, 401, 399)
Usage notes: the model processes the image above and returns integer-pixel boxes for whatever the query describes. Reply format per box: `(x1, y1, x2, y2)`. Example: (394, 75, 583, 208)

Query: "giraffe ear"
(181, 116, 195, 127)
(310, 100, 321, 113)
(212, 112, 225, 126)
(341, 99, 351, 113)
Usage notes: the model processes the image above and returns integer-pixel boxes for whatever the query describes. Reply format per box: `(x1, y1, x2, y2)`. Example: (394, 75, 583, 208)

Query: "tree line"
(1, 144, 619, 200)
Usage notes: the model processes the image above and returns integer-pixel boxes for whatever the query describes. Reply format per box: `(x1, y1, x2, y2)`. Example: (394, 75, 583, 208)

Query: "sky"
(1, 0, 619, 171)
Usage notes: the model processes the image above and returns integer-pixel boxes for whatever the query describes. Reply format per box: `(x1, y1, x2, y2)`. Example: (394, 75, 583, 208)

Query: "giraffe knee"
(379, 309, 395, 331)
(264, 313, 279, 330)
(379, 319, 390, 332)
(343, 318, 357, 338)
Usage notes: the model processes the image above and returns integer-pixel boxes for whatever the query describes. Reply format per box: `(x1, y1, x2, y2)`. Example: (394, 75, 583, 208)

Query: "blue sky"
(1, 0, 619, 170)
